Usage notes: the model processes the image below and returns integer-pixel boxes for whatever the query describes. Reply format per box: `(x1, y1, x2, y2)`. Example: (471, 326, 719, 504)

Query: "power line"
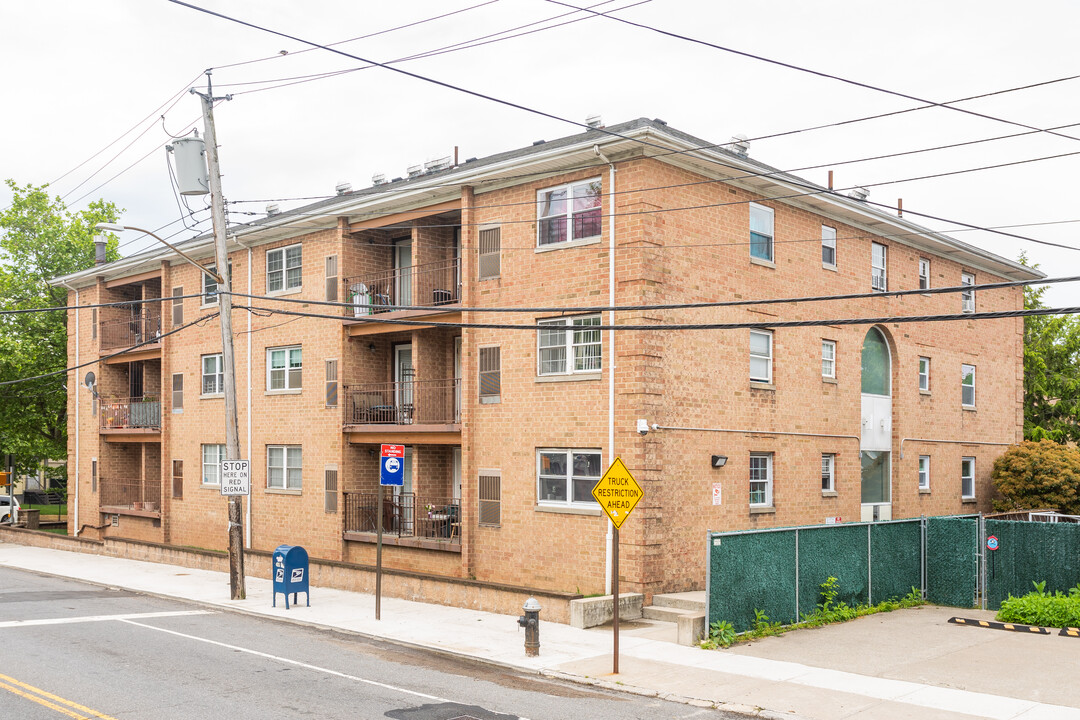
(0, 312, 218, 388)
(232, 302, 1080, 331)
(551, 0, 1080, 146)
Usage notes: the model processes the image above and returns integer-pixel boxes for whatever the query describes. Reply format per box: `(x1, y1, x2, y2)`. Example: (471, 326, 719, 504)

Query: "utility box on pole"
(169, 134, 209, 196)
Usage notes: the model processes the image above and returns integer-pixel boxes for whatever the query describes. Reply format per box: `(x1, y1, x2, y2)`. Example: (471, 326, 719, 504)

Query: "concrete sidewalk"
(1, 540, 1077, 720)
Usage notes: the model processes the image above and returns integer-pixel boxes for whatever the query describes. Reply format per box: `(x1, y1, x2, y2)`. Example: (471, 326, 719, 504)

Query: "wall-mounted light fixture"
(711, 455, 728, 468)
(367, 342, 377, 354)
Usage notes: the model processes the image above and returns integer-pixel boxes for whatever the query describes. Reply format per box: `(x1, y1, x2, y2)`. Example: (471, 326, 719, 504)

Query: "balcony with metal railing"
(343, 492, 460, 551)
(99, 396, 161, 439)
(100, 477, 161, 518)
(99, 311, 163, 355)
(342, 258, 460, 333)
(343, 378, 459, 427)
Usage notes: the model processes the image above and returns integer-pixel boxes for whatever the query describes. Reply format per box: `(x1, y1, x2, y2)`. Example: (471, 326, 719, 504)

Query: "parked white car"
(0, 496, 19, 524)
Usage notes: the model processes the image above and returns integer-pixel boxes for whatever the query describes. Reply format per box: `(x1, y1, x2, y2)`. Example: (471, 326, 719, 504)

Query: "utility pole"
(192, 73, 245, 600)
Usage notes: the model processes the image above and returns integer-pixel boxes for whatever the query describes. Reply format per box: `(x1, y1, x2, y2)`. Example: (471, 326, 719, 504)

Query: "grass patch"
(40, 527, 68, 535)
(24, 503, 67, 517)
(997, 581, 1080, 628)
(701, 576, 924, 649)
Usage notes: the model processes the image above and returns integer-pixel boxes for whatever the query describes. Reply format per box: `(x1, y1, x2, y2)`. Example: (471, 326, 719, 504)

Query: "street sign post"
(592, 457, 644, 675)
(376, 444, 406, 620)
(219, 460, 250, 496)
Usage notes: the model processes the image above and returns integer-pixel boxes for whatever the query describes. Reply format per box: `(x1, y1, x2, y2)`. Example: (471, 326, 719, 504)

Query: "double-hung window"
(268, 346, 302, 391)
(821, 340, 836, 379)
(202, 444, 226, 485)
(749, 203, 774, 261)
(538, 315, 601, 375)
(750, 330, 773, 383)
(961, 364, 976, 408)
(822, 225, 837, 267)
(871, 242, 887, 292)
(537, 179, 601, 246)
(919, 258, 931, 290)
(202, 353, 224, 395)
(821, 453, 835, 492)
(750, 453, 773, 507)
(961, 272, 975, 313)
(267, 244, 303, 293)
(201, 262, 232, 306)
(961, 457, 975, 499)
(919, 356, 931, 392)
(268, 445, 302, 490)
(537, 449, 601, 506)
(918, 455, 930, 490)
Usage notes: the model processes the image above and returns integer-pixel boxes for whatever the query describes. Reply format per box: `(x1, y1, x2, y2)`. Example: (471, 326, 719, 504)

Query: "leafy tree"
(992, 440, 1080, 514)
(0, 180, 120, 471)
(1022, 254, 1080, 442)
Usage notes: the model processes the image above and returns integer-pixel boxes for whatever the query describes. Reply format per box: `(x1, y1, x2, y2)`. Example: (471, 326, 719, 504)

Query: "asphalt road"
(0, 567, 739, 720)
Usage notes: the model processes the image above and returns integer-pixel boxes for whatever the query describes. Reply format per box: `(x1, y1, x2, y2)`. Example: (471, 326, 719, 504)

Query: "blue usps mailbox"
(272, 544, 310, 609)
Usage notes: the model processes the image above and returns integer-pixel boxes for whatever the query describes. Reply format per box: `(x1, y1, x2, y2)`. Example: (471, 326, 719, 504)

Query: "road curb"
(949, 616, 1051, 634)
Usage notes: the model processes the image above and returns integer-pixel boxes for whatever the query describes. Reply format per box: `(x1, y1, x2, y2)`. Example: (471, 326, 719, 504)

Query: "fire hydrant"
(517, 597, 541, 657)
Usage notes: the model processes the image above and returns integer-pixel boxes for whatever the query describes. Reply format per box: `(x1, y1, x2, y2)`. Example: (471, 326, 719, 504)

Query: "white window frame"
(918, 356, 931, 392)
(536, 448, 602, 507)
(267, 244, 303, 293)
(267, 345, 303, 391)
(918, 258, 931, 290)
(201, 266, 220, 307)
(268, 445, 303, 490)
(961, 457, 975, 499)
(822, 225, 837, 267)
(750, 330, 773, 384)
(821, 339, 836, 379)
(537, 315, 601, 376)
(750, 453, 773, 507)
(536, 179, 602, 247)
(201, 444, 225, 486)
(871, 242, 887, 292)
(961, 364, 976, 408)
(749, 203, 774, 262)
(918, 455, 931, 490)
(821, 453, 835, 493)
(961, 272, 976, 313)
(201, 353, 224, 396)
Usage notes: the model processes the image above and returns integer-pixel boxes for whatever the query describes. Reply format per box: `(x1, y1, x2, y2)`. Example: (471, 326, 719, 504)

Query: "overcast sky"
(3, 0, 1078, 305)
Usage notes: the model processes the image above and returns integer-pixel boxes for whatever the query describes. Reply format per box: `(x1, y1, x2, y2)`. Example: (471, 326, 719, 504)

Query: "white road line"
(119, 619, 452, 704)
(0, 610, 211, 629)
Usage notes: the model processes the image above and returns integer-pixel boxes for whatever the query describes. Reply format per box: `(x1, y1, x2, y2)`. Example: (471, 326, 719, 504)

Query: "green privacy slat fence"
(707, 520, 924, 633)
(925, 516, 979, 608)
(984, 519, 1080, 610)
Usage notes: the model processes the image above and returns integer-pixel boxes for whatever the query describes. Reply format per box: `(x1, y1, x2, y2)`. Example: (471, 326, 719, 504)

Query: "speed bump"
(948, 617, 1051, 634)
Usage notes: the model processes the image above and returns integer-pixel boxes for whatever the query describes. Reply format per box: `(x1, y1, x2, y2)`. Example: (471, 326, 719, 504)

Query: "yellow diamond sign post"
(592, 457, 643, 529)
(592, 456, 644, 675)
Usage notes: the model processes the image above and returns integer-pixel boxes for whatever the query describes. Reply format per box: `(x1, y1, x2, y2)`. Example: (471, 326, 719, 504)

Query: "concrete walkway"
(1, 540, 1077, 720)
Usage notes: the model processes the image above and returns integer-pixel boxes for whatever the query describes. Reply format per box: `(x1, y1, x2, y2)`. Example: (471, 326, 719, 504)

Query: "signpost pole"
(612, 525, 619, 675)
(376, 483, 383, 621)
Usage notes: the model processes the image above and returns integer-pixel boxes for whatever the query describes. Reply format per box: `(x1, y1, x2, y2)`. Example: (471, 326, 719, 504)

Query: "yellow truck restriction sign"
(591, 457, 643, 529)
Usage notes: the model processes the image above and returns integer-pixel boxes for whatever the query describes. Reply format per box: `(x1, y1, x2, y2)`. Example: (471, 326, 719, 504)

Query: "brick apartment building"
(54, 117, 1040, 599)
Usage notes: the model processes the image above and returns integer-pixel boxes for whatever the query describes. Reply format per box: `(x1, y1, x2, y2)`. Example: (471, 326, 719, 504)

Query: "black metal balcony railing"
(344, 492, 460, 542)
(100, 312, 162, 351)
(100, 478, 161, 512)
(100, 397, 161, 430)
(343, 379, 460, 426)
(343, 258, 460, 317)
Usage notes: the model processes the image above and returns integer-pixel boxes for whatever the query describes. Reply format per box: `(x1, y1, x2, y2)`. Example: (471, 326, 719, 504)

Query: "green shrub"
(997, 581, 1080, 628)
(992, 440, 1080, 514)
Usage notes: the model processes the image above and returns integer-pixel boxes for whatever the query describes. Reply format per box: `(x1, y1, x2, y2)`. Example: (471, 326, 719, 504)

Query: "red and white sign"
(711, 483, 722, 506)
(824, 516, 843, 525)
(381, 444, 405, 458)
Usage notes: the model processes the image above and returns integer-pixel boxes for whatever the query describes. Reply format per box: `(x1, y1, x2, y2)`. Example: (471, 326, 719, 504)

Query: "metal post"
(376, 484, 383, 620)
(612, 525, 619, 674)
(920, 516, 927, 599)
(196, 80, 245, 600)
(867, 523, 873, 605)
(794, 528, 800, 620)
(979, 514, 987, 610)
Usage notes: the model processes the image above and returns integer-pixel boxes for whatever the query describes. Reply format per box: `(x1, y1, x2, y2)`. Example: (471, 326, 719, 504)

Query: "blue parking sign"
(380, 445, 404, 486)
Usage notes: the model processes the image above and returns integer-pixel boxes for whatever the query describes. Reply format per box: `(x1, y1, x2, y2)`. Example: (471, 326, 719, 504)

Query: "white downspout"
(235, 238, 253, 549)
(595, 145, 616, 595)
(62, 281, 80, 536)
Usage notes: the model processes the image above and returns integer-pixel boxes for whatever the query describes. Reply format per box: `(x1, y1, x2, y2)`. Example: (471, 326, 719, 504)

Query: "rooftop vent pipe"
(849, 187, 870, 201)
(266, 203, 280, 216)
(93, 235, 107, 265)
(335, 181, 352, 195)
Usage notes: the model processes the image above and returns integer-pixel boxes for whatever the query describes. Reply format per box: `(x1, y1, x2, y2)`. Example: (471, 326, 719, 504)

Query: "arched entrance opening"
(860, 327, 893, 521)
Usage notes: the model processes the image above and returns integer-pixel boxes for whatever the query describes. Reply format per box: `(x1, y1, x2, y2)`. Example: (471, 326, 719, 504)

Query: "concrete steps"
(642, 591, 707, 646)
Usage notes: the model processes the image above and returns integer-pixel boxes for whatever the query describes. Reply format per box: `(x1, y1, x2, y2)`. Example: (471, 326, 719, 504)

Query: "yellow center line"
(0, 673, 119, 720)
